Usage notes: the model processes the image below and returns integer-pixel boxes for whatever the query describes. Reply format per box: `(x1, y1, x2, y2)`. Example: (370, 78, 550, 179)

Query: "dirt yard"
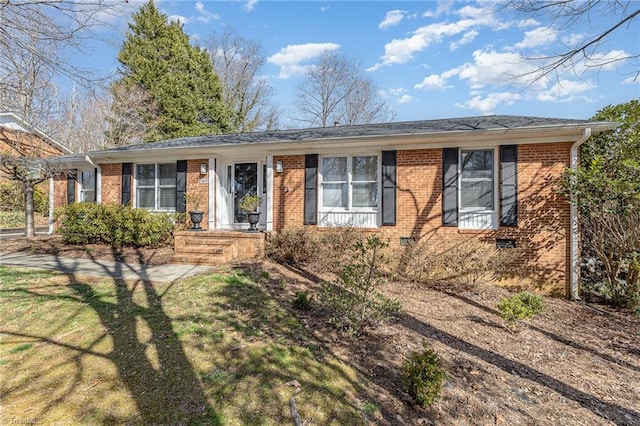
(2, 236, 639, 425)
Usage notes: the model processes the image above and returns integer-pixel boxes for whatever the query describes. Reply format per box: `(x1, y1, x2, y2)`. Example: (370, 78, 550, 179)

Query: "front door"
(233, 162, 258, 223)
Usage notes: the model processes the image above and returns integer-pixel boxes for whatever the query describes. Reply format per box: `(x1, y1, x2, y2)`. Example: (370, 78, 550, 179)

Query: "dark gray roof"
(88, 115, 609, 155)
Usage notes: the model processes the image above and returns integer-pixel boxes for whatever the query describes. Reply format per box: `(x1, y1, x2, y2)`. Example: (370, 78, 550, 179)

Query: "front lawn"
(0, 266, 367, 425)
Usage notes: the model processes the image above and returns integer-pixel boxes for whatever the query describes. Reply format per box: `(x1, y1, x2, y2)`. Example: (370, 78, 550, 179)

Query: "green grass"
(0, 265, 366, 425)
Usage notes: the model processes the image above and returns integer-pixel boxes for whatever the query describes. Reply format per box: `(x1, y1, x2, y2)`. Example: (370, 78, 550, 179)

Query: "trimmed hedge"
(56, 203, 175, 249)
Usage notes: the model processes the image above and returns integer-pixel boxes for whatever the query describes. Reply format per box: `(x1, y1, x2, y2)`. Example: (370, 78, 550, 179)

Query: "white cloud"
(456, 91, 522, 114)
(517, 18, 540, 28)
(623, 76, 640, 84)
(167, 15, 187, 25)
(536, 80, 595, 102)
(379, 10, 406, 29)
(562, 33, 585, 46)
(195, 1, 220, 23)
(422, 10, 435, 18)
(456, 49, 538, 89)
(582, 50, 629, 71)
(267, 43, 340, 78)
(414, 74, 450, 90)
(389, 87, 407, 96)
(398, 94, 413, 104)
(449, 30, 478, 50)
(245, 0, 258, 12)
(514, 27, 558, 49)
(368, 5, 504, 70)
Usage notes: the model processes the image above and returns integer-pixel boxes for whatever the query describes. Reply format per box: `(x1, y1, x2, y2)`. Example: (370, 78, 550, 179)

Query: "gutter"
(569, 128, 591, 300)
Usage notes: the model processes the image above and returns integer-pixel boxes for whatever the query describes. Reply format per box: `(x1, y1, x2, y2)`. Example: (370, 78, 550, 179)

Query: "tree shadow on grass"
(0, 253, 219, 424)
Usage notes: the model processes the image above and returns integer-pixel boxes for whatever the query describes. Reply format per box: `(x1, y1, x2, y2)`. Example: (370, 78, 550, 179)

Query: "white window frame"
(318, 153, 380, 227)
(134, 162, 177, 212)
(458, 148, 498, 230)
(78, 168, 96, 203)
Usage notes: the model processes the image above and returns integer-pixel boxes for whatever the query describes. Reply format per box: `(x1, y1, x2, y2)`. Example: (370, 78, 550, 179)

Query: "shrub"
(402, 345, 447, 408)
(56, 203, 175, 249)
(400, 238, 521, 286)
(264, 227, 319, 266)
(0, 181, 49, 214)
(292, 291, 313, 310)
(320, 235, 401, 336)
(316, 225, 365, 273)
(497, 291, 546, 324)
(0, 211, 24, 228)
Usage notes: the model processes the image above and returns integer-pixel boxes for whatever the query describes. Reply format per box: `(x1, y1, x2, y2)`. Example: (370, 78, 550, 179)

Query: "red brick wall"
(186, 159, 210, 230)
(101, 163, 123, 205)
(271, 143, 573, 295)
(272, 155, 305, 231)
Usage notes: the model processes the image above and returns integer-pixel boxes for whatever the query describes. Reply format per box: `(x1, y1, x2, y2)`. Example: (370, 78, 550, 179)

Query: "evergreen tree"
(113, 0, 232, 141)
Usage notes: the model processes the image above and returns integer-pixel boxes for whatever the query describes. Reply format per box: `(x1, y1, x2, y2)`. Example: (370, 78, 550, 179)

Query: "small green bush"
(497, 291, 546, 323)
(56, 203, 175, 249)
(292, 291, 313, 310)
(402, 345, 446, 408)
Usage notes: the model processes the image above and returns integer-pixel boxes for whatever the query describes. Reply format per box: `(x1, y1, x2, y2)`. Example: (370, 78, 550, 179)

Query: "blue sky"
(78, 0, 639, 125)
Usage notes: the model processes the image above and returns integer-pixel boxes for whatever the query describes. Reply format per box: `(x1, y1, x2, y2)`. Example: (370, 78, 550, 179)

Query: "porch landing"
(172, 230, 266, 266)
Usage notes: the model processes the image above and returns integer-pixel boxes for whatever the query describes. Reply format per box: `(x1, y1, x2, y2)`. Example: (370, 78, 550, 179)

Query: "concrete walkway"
(0, 252, 213, 283)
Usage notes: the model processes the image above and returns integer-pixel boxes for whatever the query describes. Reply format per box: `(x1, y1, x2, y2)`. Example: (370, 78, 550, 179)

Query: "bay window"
(136, 163, 176, 211)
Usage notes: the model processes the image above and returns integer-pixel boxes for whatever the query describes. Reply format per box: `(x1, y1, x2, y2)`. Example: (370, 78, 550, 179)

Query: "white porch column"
(208, 157, 215, 230)
(266, 155, 274, 231)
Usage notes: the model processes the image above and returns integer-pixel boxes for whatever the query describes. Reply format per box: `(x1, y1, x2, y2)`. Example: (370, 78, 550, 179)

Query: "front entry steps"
(172, 230, 266, 266)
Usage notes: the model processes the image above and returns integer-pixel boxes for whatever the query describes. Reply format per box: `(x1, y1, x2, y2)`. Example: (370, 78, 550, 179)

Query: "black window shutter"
(304, 154, 318, 225)
(66, 170, 76, 205)
(500, 145, 518, 226)
(442, 148, 459, 226)
(121, 163, 132, 205)
(381, 150, 397, 226)
(93, 168, 98, 199)
(176, 160, 187, 213)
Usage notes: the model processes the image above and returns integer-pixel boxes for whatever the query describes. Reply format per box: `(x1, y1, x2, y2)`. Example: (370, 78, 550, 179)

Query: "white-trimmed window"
(79, 169, 96, 203)
(319, 155, 378, 226)
(459, 149, 496, 229)
(136, 163, 176, 211)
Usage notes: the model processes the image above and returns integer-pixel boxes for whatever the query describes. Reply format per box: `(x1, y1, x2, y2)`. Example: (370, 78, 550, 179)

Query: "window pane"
(461, 181, 493, 209)
(322, 157, 347, 181)
(352, 183, 377, 207)
(137, 164, 155, 186)
(158, 163, 177, 185)
(462, 150, 493, 179)
(83, 190, 96, 203)
(322, 183, 347, 208)
(81, 171, 95, 188)
(352, 156, 377, 181)
(158, 187, 176, 210)
(137, 187, 155, 209)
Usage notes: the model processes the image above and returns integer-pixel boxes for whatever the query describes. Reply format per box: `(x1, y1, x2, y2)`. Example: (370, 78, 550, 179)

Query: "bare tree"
(0, 0, 118, 237)
(0, 129, 69, 237)
(206, 28, 280, 132)
(294, 52, 394, 127)
(504, 1, 640, 81)
(106, 81, 160, 146)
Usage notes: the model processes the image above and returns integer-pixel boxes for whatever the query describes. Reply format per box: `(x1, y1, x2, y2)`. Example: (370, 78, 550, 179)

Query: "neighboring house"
(1, 112, 72, 229)
(52, 115, 617, 297)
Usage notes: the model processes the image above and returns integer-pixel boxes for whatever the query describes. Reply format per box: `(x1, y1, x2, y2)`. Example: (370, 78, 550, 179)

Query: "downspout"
(570, 128, 591, 300)
(85, 156, 102, 203)
(48, 177, 54, 235)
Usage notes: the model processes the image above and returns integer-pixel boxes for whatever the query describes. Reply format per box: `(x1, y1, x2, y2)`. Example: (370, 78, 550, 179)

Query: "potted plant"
(185, 192, 204, 230)
(238, 193, 262, 231)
